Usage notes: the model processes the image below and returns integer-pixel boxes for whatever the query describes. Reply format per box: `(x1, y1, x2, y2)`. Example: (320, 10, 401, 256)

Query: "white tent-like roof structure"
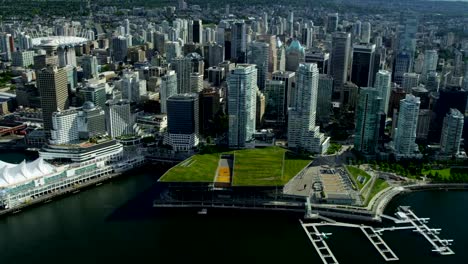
(0, 158, 56, 188)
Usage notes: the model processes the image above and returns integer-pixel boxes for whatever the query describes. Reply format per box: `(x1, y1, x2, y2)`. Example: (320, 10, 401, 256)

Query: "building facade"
(393, 94, 421, 159)
(287, 63, 329, 154)
(227, 64, 258, 148)
(440, 108, 464, 156)
(164, 94, 199, 151)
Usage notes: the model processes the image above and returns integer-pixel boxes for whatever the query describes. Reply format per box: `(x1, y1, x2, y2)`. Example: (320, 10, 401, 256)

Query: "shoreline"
(154, 183, 468, 222)
(0, 165, 150, 217)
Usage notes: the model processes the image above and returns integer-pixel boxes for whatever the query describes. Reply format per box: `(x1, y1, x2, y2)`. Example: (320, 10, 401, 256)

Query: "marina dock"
(299, 205, 454, 264)
(300, 220, 339, 264)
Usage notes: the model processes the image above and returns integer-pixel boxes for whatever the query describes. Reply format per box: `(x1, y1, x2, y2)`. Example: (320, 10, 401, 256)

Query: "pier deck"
(398, 206, 455, 255)
(360, 226, 399, 261)
(299, 206, 455, 263)
(300, 220, 339, 264)
(301, 221, 398, 262)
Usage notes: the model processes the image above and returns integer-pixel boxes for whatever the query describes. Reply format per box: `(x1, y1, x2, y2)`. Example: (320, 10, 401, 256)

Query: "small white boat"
(197, 208, 208, 215)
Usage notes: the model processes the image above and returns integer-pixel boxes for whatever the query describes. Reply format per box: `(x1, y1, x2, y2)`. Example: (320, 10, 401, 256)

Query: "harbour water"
(0, 151, 466, 264)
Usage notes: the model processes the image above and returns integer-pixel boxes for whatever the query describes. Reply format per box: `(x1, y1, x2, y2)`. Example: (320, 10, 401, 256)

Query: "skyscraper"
(426, 71, 440, 92)
(231, 20, 247, 63)
(190, 72, 203, 93)
(393, 51, 412, 86)
(37, 66, 69, 136)
(287, 63, 329, 154)
(124, 19, 131, 35)
(374, 70, 392, 115)
(317, 74, 333, 124)
(354, 21, 362, 39)
(11, 50, 35, 68)
(165, 41, 182, 63)
(207, 43, 225, 67)
(164, 94, 200, 151)
(112, 35, 131, 62)
(227, 64, 258, 148)
(247, 41, 269, 90)
(330, 32, 351, 92)
(430, 87, 468, 142)
(256, 34, 277, 73)
(57, 46, 77, 67)
(440, 108, 464, 156)
(81, 55, 99, 80)
(301, 27, 313, 49)
(360, 22, 371, 44)
(422, 50, 438, 80)
(50, 109, 79, 145)
(264, 80, 286, 124)
(351, 44, 376, 88)
(393, 95, 421, 158)
(354, 87, 382, 155)
(78, 102, 106, 139)
(199, 89, 221, 137)
(305, 51, 330, 74)
(171, 56, 192, 94)
(121, 70, 146, 102)
(0, 33, 14, 61)
(285, 39, 305, 72)
(402, 73, 420, 93)
(105, 99, 134, 138)
(192, 19, 203, 44)
(81, 81, 107, 109)
(272, 71, 296, 108)
(160, 71, 178, 114)
(327, 13, 339, 33)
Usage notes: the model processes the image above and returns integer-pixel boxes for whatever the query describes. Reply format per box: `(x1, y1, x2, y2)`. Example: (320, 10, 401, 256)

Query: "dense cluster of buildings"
(0, 2, 466, 169)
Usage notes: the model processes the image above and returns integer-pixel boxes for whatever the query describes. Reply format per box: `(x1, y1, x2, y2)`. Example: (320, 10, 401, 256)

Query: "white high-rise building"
(124, 19, 131, 35)
(165, 41, 181, 63)
(422, 50, 438, 80)
(288, 63, 330, 154)
(227, 64, 258, 148)
(440, 108, 464, 156)
(12, 50, 35, 68)
(190, 73, 203, 93)
(105, 99, 134, 138)
(393, 94, 421, 159)
(171, 56, 192, 94)
(50, 109, 79, 145)
(160, 71, 178, 114)
(354, 20, 362, 38)
(121, 70, 147, 102)
(361, 22, 371, 44)
(402, 72, 420, 93)
(374, 70, 392, 115)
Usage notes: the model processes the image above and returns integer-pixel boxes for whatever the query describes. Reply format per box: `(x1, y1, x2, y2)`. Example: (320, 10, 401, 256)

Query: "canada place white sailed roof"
(0, 158, 56, 188)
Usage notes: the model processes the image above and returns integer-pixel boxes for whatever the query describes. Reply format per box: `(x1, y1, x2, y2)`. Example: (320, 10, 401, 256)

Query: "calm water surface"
(0, 152, 466, 264)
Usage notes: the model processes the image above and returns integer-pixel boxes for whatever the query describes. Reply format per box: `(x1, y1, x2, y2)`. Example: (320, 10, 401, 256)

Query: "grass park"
(367, 178, 389, 202)
(346, 166, 371, 190)
(159, 146, 311, 186)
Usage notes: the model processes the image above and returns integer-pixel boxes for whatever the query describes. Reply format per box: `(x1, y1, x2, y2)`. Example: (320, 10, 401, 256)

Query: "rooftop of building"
(32, 36, 88, 47)
(0, 158, 57, 188)
(159, 146, 311, 187)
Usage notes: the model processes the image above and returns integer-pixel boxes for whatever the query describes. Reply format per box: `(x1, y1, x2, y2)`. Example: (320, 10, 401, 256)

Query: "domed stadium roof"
(32, 36, 88, 48)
